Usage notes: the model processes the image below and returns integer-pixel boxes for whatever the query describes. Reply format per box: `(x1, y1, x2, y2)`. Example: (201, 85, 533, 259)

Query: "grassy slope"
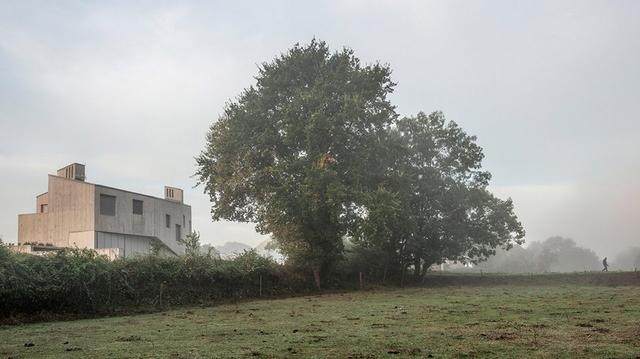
(2, 285, 639, 358)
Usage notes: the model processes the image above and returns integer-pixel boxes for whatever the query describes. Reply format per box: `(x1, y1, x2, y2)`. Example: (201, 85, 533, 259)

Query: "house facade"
(17, 163, 190, 258)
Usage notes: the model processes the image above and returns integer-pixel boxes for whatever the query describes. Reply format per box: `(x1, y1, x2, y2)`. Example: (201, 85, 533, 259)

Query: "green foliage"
(196, 40, 524, 285)
(149, 238, 164, 256)
(200, 244, 221, 258)
(178, 231, 202, 256)
(351, 112, 525, 280)
(196, 39, 396, 286)
(0, 248, 310, 316)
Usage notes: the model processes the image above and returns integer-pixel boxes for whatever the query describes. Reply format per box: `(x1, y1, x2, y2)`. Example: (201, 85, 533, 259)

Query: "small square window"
(165, 214, 171, 228)
(100, 194, 116, 216)
(132, 199, 143, 215)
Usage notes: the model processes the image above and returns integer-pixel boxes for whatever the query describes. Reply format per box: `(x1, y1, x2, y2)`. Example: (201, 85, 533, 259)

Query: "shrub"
(0, 247, 313, 316)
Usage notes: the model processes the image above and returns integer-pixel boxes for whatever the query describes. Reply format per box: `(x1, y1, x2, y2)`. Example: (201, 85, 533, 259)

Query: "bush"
(0, 248, 313, 317)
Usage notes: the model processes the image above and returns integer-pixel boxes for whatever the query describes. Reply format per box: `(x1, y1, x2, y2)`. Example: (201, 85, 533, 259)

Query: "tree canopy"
(352, 112, 524, 280)
(196, 40, 524, 286)
(474, 236, 601, 273)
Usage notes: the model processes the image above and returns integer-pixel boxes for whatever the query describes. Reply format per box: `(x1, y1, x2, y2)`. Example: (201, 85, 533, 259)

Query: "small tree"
(352, 112, 525, 279)
(178, 231, 201, 257)
(149, 238, 164, 256)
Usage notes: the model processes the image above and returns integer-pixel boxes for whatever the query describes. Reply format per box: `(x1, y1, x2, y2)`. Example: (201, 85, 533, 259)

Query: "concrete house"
(17, 163, 191, 258)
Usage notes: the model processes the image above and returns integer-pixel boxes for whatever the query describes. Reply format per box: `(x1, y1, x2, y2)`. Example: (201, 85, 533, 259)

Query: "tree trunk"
(383, 264, 388, 284)
(421, 260, 430, 277)
(313, 268, 321, 290)
(414, 258, 421, 279)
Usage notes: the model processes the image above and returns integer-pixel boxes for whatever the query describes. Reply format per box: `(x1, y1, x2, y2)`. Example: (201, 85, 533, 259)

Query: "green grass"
(2, 285, 639, 358)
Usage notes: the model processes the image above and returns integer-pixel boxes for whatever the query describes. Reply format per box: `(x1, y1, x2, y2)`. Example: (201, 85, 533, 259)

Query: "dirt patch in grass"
(116, 335, 143, 342)
(481, 331, 519, 341)
(617, 326, 640, 345)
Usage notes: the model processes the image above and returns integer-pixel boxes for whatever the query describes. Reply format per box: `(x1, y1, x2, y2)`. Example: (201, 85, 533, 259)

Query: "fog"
(1, 1, 638, 256)
(463, 237, 639, 273)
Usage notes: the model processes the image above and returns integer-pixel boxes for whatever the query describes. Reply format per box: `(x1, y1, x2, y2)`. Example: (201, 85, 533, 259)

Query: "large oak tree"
(196, 40, 396, 287)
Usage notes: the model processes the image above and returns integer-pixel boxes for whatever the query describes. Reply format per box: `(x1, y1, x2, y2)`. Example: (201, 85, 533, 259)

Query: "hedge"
(0, 246, 311, 316)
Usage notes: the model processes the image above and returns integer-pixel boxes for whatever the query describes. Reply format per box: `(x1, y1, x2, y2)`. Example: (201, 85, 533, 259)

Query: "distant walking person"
(602, 257, 609, 272)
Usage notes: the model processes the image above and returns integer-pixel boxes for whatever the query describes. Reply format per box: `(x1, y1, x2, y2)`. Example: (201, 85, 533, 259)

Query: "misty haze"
(1, 1, 639, 358)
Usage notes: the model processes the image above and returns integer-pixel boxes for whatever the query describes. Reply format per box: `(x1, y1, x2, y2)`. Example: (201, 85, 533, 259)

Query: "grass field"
(2, 284, 640, 358)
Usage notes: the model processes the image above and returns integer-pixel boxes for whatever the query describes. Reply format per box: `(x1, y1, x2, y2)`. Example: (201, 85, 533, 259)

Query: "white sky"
(1, 0, 638, 256)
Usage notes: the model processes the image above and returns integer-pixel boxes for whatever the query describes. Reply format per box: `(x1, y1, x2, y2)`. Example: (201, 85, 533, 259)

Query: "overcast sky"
(1, 0, 638, 257)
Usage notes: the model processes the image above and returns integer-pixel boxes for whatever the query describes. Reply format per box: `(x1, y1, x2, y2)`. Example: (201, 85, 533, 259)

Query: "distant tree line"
(196, 40, 524, 288)
(614, 247, 640, 271)
(460, 236, 639, 273)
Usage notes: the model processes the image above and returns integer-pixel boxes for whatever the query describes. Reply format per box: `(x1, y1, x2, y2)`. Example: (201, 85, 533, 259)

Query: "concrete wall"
(96, 231, 154, 258)
(94, 185, 189, 254)
(18, 213, 49, 244)
(18, 175, 95, 247)
(36, 192, 48, 213)
(45, 175, 95, 247)
(69, 230, 96, 249)
(95, 247, 121, 260)
(9, 245, 63, 256)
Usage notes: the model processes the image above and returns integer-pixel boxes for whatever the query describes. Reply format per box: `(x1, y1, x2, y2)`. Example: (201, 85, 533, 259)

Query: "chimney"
(164, 186, 183, 203)
(57, 163, 86, 181)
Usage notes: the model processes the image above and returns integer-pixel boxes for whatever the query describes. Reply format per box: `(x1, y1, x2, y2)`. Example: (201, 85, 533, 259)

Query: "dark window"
(165, 214, 171, 228)
(183, 215, 185, 226)
(100, 194, 116, 216)
(40, 204, 48, 213)
(175, 224, 181, 242)
(132, 199, 143, 215)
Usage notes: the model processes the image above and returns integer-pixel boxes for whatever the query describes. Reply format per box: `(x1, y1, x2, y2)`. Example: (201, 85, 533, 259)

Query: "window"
(165, 214, 171, 228)
(175, 224, 182, 242)
(40, 204, 48, 213)
(100, 194, 116, 216)
(183, 215, 185, 226)
(132, 199, 143, 215)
